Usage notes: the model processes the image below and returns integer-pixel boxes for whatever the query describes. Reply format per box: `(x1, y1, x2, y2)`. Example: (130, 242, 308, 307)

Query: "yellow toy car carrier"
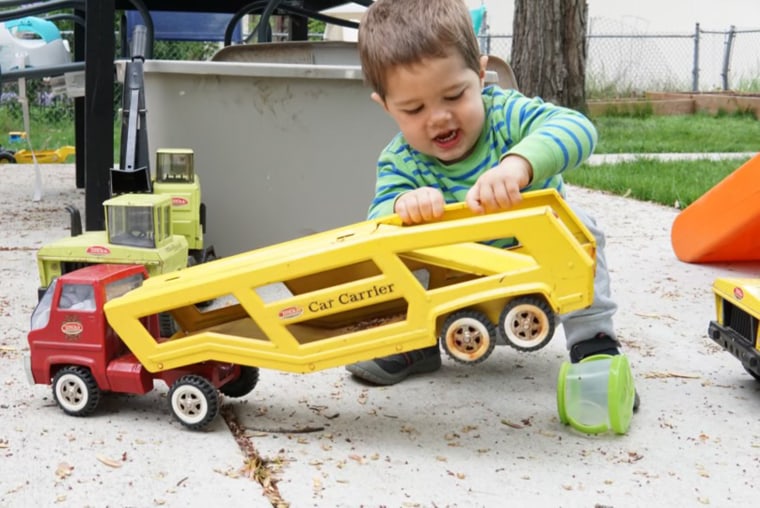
(27, 189, 596, 430)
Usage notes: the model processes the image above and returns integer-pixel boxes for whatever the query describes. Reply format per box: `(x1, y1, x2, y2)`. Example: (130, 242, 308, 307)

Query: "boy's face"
(373, 52, 488, 164)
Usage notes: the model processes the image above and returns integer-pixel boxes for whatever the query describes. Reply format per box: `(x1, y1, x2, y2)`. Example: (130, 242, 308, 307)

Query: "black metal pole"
(692, 23, 700, 93)
(720, 25, 736, 91)
(84, 0, 115, 231)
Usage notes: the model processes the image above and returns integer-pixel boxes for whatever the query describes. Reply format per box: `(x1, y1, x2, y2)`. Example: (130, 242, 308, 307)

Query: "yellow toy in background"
(9, 131, 25, 142)
(0, 131, 75, 164)
(7, 145, 75, 164)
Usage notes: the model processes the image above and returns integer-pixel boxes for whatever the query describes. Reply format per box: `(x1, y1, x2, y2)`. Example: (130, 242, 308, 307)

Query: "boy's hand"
(466, 155, 533, 214)
(394, 188, 446, 224)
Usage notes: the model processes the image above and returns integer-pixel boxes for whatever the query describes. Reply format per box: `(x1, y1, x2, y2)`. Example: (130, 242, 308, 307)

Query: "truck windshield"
(104, 273, 144, 302)
(31, 278, 57, 331)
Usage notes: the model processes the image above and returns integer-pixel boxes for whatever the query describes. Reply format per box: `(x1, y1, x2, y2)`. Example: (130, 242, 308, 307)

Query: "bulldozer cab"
(152, 148, 207, 255)
(156, 148, 194, 183)
(105, 193, 173, 249)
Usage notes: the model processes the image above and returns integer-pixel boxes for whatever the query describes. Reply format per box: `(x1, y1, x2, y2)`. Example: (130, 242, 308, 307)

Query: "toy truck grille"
(709, 278, 760, 380)
(721, 299, 757, 347)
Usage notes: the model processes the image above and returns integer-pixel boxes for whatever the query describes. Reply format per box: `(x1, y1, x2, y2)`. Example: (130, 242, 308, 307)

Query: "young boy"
(347, 0, 638, 410)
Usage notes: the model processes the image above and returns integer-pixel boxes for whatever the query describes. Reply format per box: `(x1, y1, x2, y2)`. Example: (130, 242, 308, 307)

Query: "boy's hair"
(358, 0, 482, 99)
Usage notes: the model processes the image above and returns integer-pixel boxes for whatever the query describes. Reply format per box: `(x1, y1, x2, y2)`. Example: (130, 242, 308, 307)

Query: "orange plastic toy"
(671, 153, 760, 263)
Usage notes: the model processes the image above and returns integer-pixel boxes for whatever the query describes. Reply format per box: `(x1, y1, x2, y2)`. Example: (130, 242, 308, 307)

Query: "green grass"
(0, 114, 75, 150)
(0, 108, 121, 161)
(573, 111, 759, 208)
(592, 112, 760, 153)
(563, 157, 752, 208)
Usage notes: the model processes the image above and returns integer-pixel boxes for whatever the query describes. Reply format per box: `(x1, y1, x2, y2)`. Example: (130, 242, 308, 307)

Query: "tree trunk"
(510, 0, 588, 112)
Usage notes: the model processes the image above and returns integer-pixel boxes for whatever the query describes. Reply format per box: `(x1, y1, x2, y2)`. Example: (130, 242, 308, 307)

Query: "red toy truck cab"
(25, 264, 255, 429)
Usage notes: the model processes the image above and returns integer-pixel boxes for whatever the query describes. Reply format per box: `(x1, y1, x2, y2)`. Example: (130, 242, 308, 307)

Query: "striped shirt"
(368, 85, 598, 232)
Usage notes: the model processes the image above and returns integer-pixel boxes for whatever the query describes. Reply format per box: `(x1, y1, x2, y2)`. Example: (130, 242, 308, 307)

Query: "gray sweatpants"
(560, 204, 618, 349)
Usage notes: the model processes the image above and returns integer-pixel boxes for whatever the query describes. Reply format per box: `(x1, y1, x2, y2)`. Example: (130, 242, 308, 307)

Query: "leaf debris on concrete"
(221, 404, 290, 508)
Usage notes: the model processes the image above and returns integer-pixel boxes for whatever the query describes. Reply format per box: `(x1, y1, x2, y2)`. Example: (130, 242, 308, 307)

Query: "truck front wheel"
(440, 310, 497, 364)
(220, 366, 260, 398)
(52, 366, 101, 417)
(169, 375, 220, 430)
(500, 296, 556, 352)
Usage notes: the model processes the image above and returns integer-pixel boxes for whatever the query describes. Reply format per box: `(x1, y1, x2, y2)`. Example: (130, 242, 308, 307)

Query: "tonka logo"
(61, 320, 83, 338)
(86, 245, 110, 255)
(172, 197, 189, 206)
(734, 287, 744, 300)
(278, 306, 303, 320)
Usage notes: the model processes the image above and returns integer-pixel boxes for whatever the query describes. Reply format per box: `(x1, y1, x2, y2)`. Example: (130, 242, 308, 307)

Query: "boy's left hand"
(466, 155, 533, 214)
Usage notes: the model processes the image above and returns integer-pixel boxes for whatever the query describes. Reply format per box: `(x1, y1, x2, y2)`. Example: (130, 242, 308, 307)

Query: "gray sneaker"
(346, 345, 441, 385)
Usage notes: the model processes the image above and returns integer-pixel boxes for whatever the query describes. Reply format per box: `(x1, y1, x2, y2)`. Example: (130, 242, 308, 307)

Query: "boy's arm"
(500, 92, 598, 185)
(367, 157, 418, 219)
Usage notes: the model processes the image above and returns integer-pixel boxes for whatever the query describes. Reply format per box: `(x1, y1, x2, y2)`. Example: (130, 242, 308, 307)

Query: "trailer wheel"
(220, 366, 260, 398)
(169, 375, 219, 430)
(440, 310, 497, 364)
(52, 366, 101, 416)
(499, 296, 556, 352)
(744, 365, 760, 383)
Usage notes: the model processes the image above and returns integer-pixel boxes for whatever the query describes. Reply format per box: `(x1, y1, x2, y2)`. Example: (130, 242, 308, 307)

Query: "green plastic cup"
(557, 354, 635, 435)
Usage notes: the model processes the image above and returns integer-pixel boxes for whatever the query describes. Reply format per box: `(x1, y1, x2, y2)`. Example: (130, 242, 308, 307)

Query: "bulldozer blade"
(110, 166, 153, 195)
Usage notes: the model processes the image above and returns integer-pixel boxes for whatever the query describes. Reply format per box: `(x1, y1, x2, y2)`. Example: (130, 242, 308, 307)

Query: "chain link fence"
(482, 20, 760, 97)
(2, 18, 759, 155)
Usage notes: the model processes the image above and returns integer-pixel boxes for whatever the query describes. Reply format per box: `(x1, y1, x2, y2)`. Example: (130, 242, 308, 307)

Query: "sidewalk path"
(588, 151, 757, 165)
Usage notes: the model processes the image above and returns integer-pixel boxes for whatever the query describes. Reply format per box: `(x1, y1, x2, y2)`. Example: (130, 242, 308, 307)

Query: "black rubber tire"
(52, 366, 101, 416)
(440, 310, 497, 364)
(499, 296, 556, 352)
(219, 366, 260, 398)
(744, 365, 760, 383)
(168, 375, 220, 430)
(0, 151, 16, 164)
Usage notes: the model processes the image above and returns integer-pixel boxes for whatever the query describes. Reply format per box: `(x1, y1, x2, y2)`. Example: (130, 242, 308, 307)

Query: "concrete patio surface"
(1, 163, 758, 507)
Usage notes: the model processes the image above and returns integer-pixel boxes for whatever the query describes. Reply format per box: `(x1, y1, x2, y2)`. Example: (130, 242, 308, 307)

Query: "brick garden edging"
(588, 92, 760, 117)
